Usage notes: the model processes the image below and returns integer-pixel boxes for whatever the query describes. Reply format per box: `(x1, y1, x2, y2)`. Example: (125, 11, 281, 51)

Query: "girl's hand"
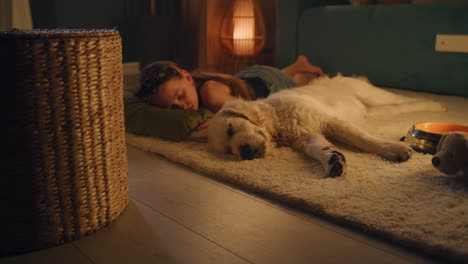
(197, 118, 212, 131)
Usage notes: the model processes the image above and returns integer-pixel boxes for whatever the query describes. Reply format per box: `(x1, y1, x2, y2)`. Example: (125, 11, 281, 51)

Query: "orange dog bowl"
(404, 122, 468, 154)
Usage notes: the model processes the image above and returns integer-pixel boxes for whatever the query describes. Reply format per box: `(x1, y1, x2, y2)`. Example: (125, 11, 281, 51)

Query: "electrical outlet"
(435, 34, 468, 53)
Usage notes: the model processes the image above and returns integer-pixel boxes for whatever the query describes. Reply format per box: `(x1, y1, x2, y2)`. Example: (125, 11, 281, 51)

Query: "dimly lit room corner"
(2, 0, 468, 263)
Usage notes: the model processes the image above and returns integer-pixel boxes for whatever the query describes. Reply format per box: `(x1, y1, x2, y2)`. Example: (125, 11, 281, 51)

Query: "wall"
(295, 4, 468, 96)
(275, 0, 347, 68)
(30, 0, 145, 62)
(30, 0, 207, 67)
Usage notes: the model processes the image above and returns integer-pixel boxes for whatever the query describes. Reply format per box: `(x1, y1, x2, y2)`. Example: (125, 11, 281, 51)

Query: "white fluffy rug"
(126, 89, 468, 262)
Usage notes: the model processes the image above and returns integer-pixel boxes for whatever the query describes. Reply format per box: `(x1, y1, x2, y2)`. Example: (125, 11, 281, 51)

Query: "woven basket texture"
(0, 29, 128, 255)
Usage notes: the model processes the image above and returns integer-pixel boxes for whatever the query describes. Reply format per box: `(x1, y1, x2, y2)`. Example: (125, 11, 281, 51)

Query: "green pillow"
(124, 90, 214, 141)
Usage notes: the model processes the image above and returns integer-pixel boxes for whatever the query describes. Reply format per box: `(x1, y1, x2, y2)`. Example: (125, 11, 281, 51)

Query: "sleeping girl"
(136, 55, 324, 130)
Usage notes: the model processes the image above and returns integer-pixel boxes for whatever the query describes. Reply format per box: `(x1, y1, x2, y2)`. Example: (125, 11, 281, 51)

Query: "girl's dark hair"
(136, 61, 258, 105)
(136, 61, 183, 100)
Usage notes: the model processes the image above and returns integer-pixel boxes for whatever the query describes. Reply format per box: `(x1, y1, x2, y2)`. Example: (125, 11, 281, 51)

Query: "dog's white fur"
(207, 75, 445, 177)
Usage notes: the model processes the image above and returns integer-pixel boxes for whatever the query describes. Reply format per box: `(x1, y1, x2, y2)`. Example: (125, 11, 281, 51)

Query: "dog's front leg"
(293, 135, 346, 177)
(325, 119, 412, 162)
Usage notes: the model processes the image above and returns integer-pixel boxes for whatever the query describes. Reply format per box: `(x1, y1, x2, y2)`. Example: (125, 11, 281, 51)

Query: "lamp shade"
(220, 0, 266, 57)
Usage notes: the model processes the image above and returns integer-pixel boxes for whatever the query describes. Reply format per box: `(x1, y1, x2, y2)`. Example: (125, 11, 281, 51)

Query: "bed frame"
(276, 1, 468, 96)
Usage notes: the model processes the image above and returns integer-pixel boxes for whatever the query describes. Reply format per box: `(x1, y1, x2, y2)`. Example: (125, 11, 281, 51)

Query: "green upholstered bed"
(276, 2, 468, 97)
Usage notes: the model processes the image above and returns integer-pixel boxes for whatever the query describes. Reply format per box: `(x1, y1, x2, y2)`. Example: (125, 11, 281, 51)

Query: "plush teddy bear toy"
(432, 131, 468, 176)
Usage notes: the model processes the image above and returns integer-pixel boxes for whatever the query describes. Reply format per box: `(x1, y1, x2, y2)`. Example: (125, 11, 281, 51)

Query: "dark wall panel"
(30, 0, 146, 62)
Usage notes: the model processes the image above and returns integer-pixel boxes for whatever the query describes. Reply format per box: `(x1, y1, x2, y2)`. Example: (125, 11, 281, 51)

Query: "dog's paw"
(326, 151, 346, 177)
(378, 141, 412, 162)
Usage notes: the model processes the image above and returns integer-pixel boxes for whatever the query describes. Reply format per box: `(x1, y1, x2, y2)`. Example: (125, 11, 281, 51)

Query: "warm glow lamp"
(220, 0, 266, 57)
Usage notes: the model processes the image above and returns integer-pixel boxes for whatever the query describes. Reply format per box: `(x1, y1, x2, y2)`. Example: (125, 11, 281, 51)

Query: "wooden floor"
(1, 145, 440, 264)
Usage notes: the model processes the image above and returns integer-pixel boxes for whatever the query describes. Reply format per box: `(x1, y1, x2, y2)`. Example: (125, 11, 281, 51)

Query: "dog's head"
(208, 100, 274, 160)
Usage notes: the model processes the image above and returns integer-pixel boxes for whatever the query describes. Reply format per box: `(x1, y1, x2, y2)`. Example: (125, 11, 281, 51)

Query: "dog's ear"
(220, 100, 263, 126)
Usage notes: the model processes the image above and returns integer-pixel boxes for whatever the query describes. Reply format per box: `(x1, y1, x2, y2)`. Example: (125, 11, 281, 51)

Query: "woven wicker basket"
(0, 29, 128, 255)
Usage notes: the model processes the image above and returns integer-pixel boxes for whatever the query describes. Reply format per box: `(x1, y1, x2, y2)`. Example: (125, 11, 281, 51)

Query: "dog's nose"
(239, 144, 265, 160)
(432, 156, 440, 167)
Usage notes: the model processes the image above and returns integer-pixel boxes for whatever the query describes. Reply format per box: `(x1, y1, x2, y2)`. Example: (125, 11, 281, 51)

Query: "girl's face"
(150, 70, 199, 110)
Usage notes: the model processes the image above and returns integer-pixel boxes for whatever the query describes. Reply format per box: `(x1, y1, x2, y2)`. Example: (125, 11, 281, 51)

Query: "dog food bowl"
(403, 122, 468, 154)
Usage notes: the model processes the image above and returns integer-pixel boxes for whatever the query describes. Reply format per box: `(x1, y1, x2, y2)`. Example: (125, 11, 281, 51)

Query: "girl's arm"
(199, 80, 239, 113)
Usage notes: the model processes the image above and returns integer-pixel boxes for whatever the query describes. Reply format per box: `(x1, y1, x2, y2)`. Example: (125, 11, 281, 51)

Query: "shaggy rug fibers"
(126, 89, 468, 262)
